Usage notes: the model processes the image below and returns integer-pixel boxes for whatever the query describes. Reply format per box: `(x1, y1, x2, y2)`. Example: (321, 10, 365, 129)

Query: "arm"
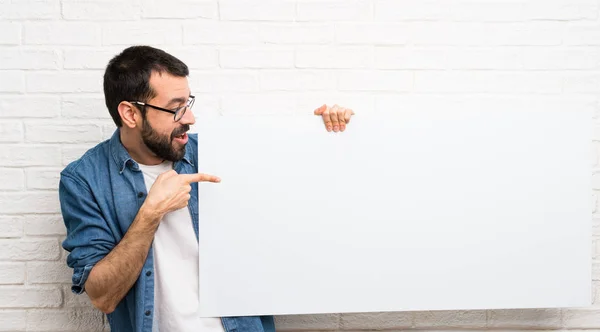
(60, 170, 220, 314)
(85, 170, 220, 313)
(85, 203, 161, 314)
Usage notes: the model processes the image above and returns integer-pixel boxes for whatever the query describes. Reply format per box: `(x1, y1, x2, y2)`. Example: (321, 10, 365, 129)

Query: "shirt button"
(145, 310, 151, 316)
(146, 271, 151, 276)
(137, 192, 144, 198)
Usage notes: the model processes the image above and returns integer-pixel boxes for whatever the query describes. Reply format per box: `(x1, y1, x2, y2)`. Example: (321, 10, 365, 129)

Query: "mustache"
(171, 124, 190, 139)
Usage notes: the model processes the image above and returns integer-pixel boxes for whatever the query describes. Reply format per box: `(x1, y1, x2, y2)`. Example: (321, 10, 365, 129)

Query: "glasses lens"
(174, 106, 186, 122)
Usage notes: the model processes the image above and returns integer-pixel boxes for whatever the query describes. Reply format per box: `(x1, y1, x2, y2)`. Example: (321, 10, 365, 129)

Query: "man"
(59, 45, 355, 332)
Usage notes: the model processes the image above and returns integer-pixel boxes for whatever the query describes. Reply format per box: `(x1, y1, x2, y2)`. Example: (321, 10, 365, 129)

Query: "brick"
(0, 145, 61, 167)
(189, 70, 258, 93)
(340, 312, 413, 329)
(594, 261, 600, 281)
(297, 0, 372, 21)
(564, 73, 600, 93)
(0, 216, 24, 238)
(0, 310, 26, 331)
(447, 47, 523, 70)
(160, 47, 218, 69)
(0, 48, 60, 69)
(0, 263, 25, 285)
(525, 0, 599, 21)
(25, 168, 61, 190)
(26, 71, 103, 93)
(27, 262, 71, 284)
(25, 122, 103, 143)
(0, 23, 20, 45)
(522, 47, 600, 70)
(0, 167, 25, 190)
(594, 217, 600, 235)
(275, 314, 339, 331)
(566, 24, 600, 46)
(375, 47, 447, 69)
(0, 120, 23, 142)
(336, 23, 409, 45)
(259, 70, 337, 91)
(63, 286, 93, 307)
(183, 22, 259, 45)
(414, 72, 562, 94)
(62, 144, 98, 166)
(220, 93, 297, 115)
(219, 0, 295, 21)
(487, 308, 561, 328)
(339, 71, 412, 92)
(102, 122, 117, 140)
(62, 95, 111, 119)
(62, 0, 140, 20)
(220, 47, 294, 69)
(0, 96, 60, 118)
(296, 47, 372, 69)
(63, 49, 118, 69)
(0, 192, 60, 215)
(0, 239, 60, 261)
(0, 71, 25, 93)
(594, 173, 600, 190)
(102, 22, 182, 46)
(593, 281, 600, 305)
(0, 286, 61, 308)
(27, 309, 104, 332)
(141, 0, 217, 18)
(409, 22, 563, 46)
(564, 308, 600, 328)
(24, 214, 65, 236)
(414, 310, 486, 328)
(260, 23, 334, 44)
(450, 1, 526, 22)
(375, 0, 447, 21)
(0, 0, 60, 19)
(24, 22, 99, 46)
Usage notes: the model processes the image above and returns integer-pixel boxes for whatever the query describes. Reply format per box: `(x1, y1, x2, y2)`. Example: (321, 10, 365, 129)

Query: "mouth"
(173, 132, 188, 144)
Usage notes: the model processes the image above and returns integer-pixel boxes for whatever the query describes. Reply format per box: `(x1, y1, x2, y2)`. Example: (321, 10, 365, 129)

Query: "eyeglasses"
(129, 95, 195, 122)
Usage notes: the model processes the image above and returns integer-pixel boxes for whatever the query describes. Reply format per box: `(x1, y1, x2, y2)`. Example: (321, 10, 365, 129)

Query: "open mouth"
(173, 132, 188, 143)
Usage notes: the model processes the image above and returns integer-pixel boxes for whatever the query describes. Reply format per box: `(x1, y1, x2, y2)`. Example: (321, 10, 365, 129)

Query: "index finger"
(180, 173, 221, 183)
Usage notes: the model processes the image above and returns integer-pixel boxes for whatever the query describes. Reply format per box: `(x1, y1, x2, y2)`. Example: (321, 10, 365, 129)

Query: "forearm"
(85, 203, 162, 313)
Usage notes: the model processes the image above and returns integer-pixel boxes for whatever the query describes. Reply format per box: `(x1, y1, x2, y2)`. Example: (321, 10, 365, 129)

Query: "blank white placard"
(196, 108, 591, 317)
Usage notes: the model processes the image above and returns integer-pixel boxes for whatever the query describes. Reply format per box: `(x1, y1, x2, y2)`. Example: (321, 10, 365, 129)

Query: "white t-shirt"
(138, 161, 225, 332)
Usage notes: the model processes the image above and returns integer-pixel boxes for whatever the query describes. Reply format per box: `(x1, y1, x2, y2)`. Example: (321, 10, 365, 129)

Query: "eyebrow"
(164, 94, 192, 108)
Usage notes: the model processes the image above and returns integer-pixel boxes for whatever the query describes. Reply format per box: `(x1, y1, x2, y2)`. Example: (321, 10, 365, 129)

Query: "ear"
(118, 101, 140, 129)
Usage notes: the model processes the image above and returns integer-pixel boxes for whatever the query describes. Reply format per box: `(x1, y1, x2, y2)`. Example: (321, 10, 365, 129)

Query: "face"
(140, 71, 194, 162)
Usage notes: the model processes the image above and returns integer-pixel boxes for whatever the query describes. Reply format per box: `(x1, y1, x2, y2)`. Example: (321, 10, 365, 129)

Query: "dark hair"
(103, 45, 189, 127)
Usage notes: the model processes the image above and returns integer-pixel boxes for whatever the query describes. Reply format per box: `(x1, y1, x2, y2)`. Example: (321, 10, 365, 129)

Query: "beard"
(141, 118, 189, 162)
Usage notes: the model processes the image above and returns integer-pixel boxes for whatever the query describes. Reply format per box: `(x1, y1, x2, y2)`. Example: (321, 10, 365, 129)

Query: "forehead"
(148, 70, 189, 103)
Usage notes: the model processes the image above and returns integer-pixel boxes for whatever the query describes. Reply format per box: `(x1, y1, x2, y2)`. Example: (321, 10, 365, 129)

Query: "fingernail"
(334, 126, 339, 132)
(327, 126, 332, 131)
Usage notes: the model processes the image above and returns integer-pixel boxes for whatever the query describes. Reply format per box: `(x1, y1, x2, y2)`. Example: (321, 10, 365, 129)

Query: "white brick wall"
(0, 0, 599, 331)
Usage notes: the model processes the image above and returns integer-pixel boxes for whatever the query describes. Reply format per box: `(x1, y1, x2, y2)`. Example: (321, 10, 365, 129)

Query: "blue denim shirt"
(59, 129, 275, 332)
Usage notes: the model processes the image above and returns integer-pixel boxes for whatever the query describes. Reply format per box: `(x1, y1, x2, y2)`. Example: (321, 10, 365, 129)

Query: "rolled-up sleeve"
(59, 172, 116, 294)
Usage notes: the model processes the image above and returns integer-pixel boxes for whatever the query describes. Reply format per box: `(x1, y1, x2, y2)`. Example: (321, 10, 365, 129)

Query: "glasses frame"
(129, 95, 195, 122)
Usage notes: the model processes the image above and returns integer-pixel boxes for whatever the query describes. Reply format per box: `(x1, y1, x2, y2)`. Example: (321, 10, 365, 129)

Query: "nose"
(179, 106, 195, 125)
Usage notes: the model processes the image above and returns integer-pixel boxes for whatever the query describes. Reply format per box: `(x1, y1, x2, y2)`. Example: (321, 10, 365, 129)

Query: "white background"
(1, 0, 600, 330)
(197, 109, 591, 317)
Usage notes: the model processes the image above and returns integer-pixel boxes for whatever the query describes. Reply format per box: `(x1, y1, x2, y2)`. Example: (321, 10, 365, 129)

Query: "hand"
(144, 170, 220, 216)
(314, 104, 355, 132)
